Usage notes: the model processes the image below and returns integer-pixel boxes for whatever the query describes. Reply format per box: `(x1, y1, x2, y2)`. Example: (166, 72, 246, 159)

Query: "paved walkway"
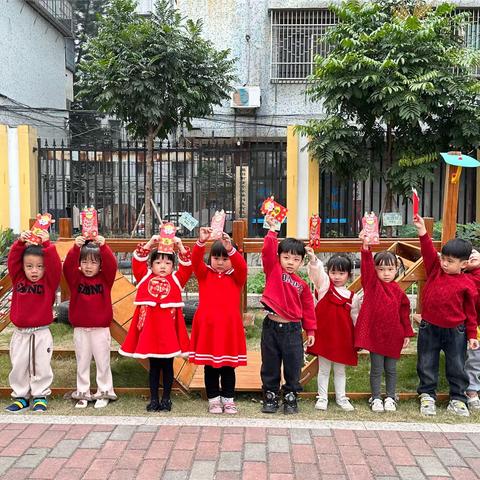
(0, 416, 480, 479)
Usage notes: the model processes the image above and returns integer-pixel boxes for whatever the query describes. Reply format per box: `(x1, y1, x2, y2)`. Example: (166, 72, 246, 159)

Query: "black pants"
(149, 357, 174, 401)
(417, 320, 468, 402)
(260, 317, 304, 395)
(204, 365, 236, 399)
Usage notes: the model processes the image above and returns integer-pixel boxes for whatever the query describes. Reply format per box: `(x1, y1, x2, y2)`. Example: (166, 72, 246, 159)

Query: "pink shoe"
(223, 401, 238, 414)
(208, 400, 223, 414)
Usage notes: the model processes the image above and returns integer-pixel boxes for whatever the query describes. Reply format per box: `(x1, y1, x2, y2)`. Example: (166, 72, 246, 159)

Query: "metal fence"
(37, 139, 287, 237)
(319, 160, 477, 238)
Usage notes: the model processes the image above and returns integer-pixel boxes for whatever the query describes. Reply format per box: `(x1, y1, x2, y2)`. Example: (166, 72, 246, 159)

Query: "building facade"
(0, 0, 74, 142)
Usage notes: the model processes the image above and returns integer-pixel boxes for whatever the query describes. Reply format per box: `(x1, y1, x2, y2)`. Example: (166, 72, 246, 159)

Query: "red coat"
(260, 231, 316, 335)
(307, 282, 358, 366)
(8, 240, 61, 328)
(63, 244, 117, 328)
(354, 248, 414, 359)
(189, 242, 247, 368)
(119, 246, 192, 358)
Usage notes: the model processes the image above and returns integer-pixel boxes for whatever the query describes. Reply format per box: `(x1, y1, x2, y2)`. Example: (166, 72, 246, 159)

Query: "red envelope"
(29, 213, 55, 245)
(81, 207, 98, 240)
(412, 188, 420, 217)
(309, 215, 321, 250)
(158, 222, 177, 253)
(362, 212, 380, 245)
(210, 210, 226, 240)
(261, 196, 288, 222)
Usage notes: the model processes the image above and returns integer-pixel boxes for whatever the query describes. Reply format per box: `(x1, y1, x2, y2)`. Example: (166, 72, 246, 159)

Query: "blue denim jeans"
(416, 320, 468, 402)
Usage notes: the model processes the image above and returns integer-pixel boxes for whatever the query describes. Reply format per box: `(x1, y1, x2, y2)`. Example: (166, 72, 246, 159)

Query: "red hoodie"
(8, 240, 62, 328)
(63, 244, 117, 328)
(420, 233, 478, 340)
(260, 231, 316, 335)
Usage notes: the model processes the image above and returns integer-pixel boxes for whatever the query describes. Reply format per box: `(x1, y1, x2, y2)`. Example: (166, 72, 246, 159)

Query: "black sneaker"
(159, 398, 172, 412)
(146, 399, 160, 412)
(283, 392, 298, 414)
(261, 391, 279, 413)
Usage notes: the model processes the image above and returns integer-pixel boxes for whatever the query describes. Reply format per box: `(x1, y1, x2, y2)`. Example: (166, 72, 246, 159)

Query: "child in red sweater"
(306, 248, 361, 411)
(260, 218, 316, 414)
(414, 214, 478, 417)
(119, 234, 192, 412)
(189, 228, 247, 414)
(63, 235, 118, 408)
(355, 232, 414, 413)
(6, 230, 61, 412)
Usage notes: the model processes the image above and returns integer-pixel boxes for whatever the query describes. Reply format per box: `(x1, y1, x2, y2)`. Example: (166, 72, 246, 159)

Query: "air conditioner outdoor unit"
(230, 86, 261, 109)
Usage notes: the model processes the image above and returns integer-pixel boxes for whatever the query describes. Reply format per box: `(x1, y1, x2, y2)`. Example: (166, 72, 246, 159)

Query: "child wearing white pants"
(63, 235, 117, 408)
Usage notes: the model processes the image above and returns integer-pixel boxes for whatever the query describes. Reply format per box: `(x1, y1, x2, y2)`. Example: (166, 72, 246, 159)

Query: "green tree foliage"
(298, 0, 480, 208)
(77, 0, 236, 235)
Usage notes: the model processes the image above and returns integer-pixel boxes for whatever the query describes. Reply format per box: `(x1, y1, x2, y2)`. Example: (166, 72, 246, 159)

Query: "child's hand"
(469, 338, 479, 350)
(145, 235, 160, 249)
(74, 236, 86, 247)
(95, 235, 106, 246)
(221, 233, 233, 252)
(265, 214, 277, 232)
(199, 227, 212, 243)
(402, 337, 410, 349)
(412, 313, 422, 325)
(413, 214, 427, 236)
(359, 230, 369, 249)
(174, 236, 187, 254)
(19, 231, 31, 243)
(306, 335, 315, 347)
(305, 246, 317, 263)
(37, 230, 50, 244)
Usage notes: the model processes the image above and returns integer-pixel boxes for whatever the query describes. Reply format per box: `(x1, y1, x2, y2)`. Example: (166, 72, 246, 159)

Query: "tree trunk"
(145, 129, 155, 238)
(383, 124, 395, 237)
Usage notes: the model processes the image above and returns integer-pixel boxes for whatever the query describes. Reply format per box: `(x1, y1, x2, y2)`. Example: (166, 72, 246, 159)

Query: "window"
(270, 9, 336, 83)
(460, 8, 480, 76)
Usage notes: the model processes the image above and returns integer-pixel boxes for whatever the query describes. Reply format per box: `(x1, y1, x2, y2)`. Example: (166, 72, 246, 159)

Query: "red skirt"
(189, 311, 247, 368)
(119, 305, 190, 358)
(307, 290, 358, 366)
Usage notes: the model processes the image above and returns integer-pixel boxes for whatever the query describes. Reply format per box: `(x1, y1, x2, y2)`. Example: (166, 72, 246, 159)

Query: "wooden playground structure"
(0, 153, 475, 397)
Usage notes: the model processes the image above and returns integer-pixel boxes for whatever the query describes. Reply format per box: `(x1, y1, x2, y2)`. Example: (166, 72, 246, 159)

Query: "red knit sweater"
(354, 248, 414, 359)
(420, 233, 478, 340)
(260, 231, 316, 335)
(63, 244, 117, 328)
(8, 240, 62, 328)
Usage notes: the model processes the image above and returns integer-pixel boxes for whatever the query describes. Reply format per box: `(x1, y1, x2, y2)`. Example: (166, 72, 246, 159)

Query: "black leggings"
(149, 357, 174, 401)
(204, 365, 236, 399)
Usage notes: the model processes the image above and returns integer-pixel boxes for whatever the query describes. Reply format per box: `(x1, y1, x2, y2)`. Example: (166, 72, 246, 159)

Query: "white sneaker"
(370, 398, 384, 412)
(336, 398, 354, 411)
(419, 393, 436, 416)
(94, 398, 109, 409)
(75, 399, 88, 409)
(315, 397, 328, 411)
(383, 397, 397, 412)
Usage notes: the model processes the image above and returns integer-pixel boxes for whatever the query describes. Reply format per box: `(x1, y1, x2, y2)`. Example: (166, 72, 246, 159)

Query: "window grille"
(459, 8, 480, 76)
(270, 9, 336, 83)
(26, 0, 73, 36)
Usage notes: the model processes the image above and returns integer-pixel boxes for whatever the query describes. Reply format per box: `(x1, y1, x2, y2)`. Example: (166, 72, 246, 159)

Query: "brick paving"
(0, 419, 480, 479)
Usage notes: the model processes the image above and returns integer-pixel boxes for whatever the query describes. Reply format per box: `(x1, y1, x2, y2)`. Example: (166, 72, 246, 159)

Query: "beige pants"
(72, 327, 117, 400)
(9, 327, 53, 399)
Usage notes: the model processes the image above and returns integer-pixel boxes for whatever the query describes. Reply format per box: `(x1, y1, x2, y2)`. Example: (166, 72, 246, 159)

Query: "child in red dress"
(354, 232, 414, 413)
(189, 228, 247, 414)
(63, 235, 118, 409)
(119, 235, 192, 412)
(305, 247, 361, 411)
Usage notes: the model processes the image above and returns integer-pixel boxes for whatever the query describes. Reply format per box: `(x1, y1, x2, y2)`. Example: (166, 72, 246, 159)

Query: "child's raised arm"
(262, 216, 279, 275)
(192, 228, 211, 280)
(305, 246, 329, 300)
(7, 233, 29, 282)
(359, 230, 376, 289)
(42, 238, 62, 289)
(173, 237, 192, 287)
(132, 237, 157, 282)
(222, 234, 247, 287)
(63, 238, 82, 286)
(413, 214, 439, 276)
(97, 237, 117, 287)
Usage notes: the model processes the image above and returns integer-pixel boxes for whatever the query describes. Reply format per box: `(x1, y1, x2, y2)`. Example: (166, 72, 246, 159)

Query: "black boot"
(159, 398, 172, 411)
(283, 392, 298, 414)
(146, 399, 160, 412)
(262, 391, 279, 413)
